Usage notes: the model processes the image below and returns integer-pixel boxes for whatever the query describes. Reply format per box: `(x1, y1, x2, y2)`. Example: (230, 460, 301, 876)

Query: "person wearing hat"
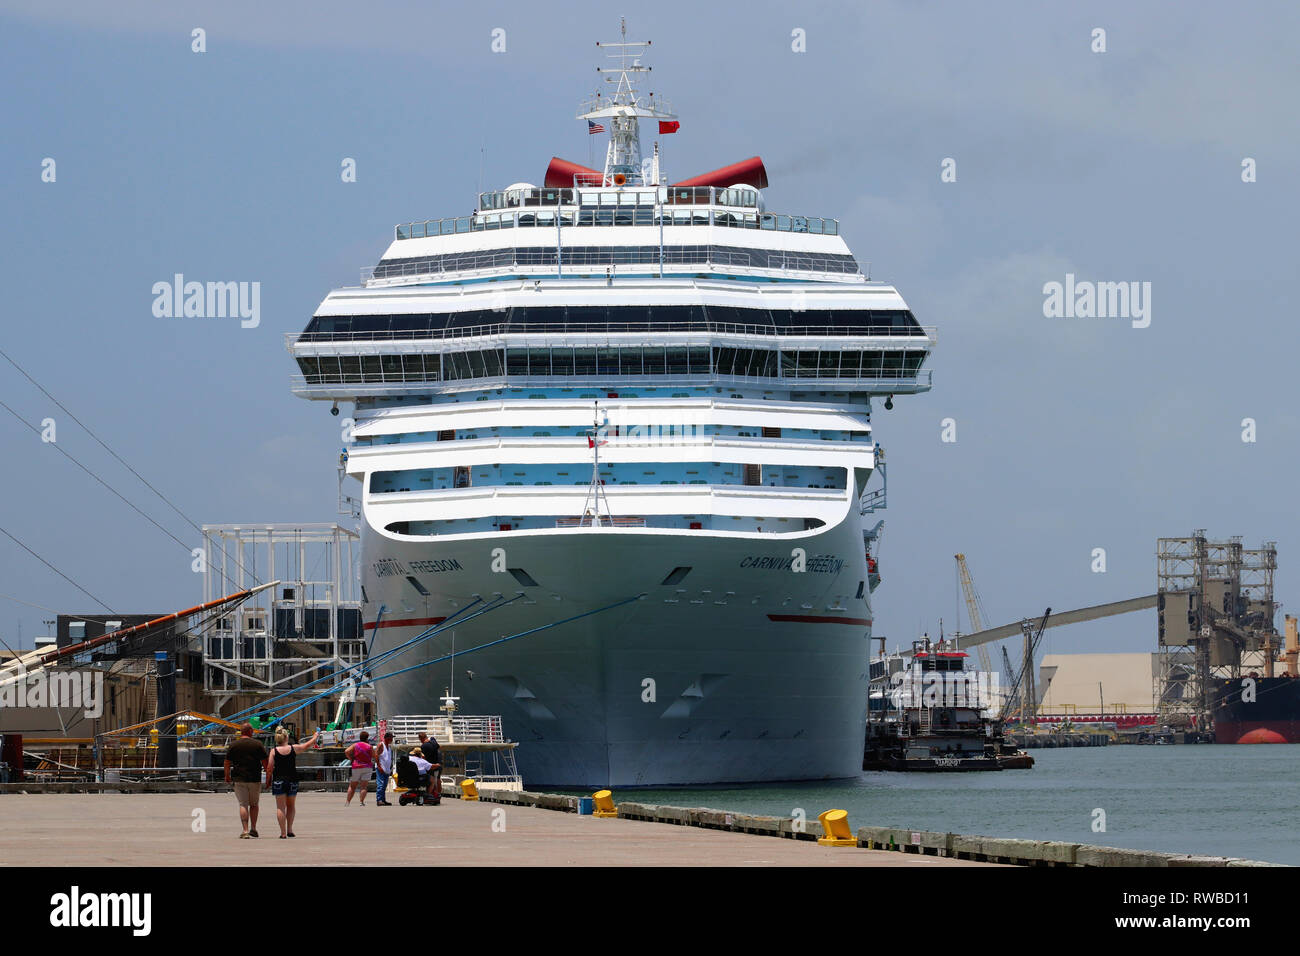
(407, 746, 438, 797)
(408, 747, 433, 777)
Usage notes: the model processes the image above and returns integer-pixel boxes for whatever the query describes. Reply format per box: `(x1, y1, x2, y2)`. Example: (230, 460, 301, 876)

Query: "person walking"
(344, 730, 375, 806)
(223, 723, 268, 839)
(374, 732, 396, 806)
(266, 726, 319, 838)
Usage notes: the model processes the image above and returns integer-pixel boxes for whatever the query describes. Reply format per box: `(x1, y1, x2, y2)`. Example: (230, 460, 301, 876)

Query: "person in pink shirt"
(344, 731, 375, 806)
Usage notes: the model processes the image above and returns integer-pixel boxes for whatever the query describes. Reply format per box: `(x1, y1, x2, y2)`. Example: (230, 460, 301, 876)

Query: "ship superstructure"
(288, 26, 935, 785)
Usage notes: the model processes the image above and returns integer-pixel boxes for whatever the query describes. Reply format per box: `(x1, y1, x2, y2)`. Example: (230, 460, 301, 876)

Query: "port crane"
(954, 554, 995, 675)
(998, 609, 1052, 724)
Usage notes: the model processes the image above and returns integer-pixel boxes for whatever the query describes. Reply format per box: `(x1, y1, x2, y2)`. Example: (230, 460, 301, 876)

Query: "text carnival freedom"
(740, 553, 846, 574)
(372, 557, 465, 578)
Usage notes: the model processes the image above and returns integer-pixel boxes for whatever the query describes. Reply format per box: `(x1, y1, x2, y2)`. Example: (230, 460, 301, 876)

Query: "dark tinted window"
(301, 305, 922, 341)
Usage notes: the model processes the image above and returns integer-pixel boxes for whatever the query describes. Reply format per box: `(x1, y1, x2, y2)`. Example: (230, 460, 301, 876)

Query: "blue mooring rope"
(184, 594, 505, 735)
(256, 592, 645, 731)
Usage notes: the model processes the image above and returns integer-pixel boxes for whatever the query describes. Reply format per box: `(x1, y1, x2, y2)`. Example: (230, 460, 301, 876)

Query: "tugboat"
(864, 635, 1033, 771)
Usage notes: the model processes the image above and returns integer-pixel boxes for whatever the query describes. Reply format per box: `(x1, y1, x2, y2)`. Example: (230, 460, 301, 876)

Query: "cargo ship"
(1212, 676, 1300, 743)
(1211, 614, 1300, 743)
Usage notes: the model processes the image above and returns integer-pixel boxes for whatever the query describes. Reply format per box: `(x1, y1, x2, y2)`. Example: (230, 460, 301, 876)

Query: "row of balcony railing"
(395, 204, 839, 240)
(290, 321, 935, 345)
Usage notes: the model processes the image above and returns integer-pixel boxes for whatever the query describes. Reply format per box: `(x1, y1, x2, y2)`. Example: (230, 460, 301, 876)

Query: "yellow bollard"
(592, 789, 618, 818)
(460, 778, 480, 801)
(816, 809, 857, 847)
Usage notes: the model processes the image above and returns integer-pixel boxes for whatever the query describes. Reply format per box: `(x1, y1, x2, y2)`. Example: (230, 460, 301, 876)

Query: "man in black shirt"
(417, 732, 442, 798)
(223, 724, 268, 838)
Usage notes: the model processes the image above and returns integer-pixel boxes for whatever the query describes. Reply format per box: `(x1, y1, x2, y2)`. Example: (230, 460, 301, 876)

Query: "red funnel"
(545, 157, 602, 188)
(544, 155, 769, 190)
(674, 157, 768, 190)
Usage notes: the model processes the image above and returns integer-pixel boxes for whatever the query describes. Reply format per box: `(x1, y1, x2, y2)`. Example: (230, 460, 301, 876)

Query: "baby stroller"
(395, 754, 440, 806)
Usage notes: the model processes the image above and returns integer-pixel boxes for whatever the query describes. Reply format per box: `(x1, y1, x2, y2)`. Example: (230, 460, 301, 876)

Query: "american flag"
(587, 120, 605, 134)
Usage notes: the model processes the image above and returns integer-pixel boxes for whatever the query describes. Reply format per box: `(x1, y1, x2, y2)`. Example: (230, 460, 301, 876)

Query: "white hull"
(364, 511, 872, 787)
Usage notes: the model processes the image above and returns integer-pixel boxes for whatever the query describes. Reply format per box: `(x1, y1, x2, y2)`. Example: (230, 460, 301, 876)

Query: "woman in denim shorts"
(267, 726, 318, 838)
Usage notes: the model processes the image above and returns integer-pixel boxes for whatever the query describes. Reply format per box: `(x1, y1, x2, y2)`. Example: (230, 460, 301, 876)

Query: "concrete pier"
(5, 788, 1274, 866)
(854, 826, 1280, 867)
(0, 793, 996, 867)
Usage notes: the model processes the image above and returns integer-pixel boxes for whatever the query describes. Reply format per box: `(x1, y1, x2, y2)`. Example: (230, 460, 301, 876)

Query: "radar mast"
(578, 18, 676, 186)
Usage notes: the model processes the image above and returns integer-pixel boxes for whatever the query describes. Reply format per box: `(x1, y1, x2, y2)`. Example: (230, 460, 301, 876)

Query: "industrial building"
(1038, 652, 1157, 721)
(1156, 532, 1278, 732)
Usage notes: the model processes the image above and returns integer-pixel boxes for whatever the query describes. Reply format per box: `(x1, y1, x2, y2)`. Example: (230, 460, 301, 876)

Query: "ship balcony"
(398, 185, 840, 240)
(289, 317, 934, 346)
(290, 367, 931, 400)
(345, 434, 874, 479)
(287, 329, 934, 400)
(360, 244, 865, 288)
(363, 482, 854, 539)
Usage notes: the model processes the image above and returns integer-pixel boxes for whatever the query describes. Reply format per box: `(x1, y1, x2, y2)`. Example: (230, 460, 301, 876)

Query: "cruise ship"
(288, 28, 935, 786)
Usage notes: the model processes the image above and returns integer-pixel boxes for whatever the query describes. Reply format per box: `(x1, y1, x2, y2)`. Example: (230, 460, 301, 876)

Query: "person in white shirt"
(409, 747, 437, 795)
(374, 731, 396, 806)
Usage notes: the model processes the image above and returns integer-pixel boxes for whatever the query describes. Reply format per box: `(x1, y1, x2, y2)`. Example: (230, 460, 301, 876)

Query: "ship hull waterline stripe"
(365, 616, 448, 630)
(767, 614, 871, 626)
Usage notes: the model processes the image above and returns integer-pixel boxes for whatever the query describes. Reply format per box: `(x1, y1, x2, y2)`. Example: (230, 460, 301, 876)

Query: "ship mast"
(579, 401, 612, 527)
(579, 18, 676, 186)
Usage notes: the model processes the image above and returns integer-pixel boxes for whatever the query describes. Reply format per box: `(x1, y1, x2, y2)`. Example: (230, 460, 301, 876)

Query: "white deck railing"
(385, 715, 506, 745)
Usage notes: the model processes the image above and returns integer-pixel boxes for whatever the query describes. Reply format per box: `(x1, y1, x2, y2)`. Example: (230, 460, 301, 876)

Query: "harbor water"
(598, 745, 1300, 865)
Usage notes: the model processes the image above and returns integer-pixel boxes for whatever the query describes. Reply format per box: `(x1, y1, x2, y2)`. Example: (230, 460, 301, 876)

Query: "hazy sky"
(1, 1, 1297, 663)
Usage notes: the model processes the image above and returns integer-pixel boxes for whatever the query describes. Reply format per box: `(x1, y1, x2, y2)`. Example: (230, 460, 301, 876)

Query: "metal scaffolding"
(1156, 531, 1277, 732)
(199, 524, 367, 714)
